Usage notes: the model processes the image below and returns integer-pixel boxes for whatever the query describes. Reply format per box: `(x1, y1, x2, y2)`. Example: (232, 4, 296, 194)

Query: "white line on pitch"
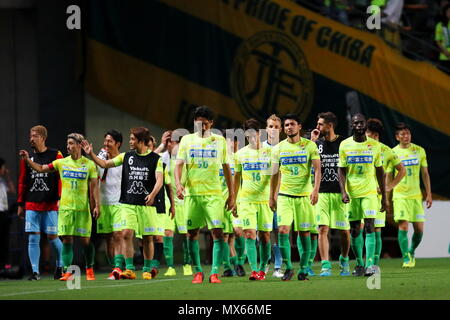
(0, 278, 179, 298)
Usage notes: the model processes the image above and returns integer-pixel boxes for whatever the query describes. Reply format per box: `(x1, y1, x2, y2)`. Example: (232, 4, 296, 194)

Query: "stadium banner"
(85, 0, 450, 199)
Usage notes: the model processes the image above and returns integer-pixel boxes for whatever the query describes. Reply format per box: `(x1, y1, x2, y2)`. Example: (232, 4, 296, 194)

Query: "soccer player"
(161, 131, 192, 276)
(82, 127, 165, 280)
(366, 119, 405, 270)
(175, 105, 235, 284)
(310, 112, 351, 277)
(269, 113, 321, 281)
(388, 122, 432, 268)
(234, 119, 273, 281)
(220, 131, 239, 278)
(17, 125, 64, 280)
(19, 133, 100, 281)
(95, 130, 126, 280)
(338, 114, 386, 277)
(262, 114, 284, 278)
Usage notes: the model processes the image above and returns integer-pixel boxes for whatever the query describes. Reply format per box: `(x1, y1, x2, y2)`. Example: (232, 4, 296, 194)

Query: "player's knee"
(319, 226, 329, 235)
(364, 219, 375, 233)
(350, 227, 360, 238)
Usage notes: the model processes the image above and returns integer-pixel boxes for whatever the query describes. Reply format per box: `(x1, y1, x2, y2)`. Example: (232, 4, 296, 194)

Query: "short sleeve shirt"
(235, 145, 272, 203)
(176, 133, 228, 196)
(271, 138, 320, 197)
(51, 156, 98, 211)
(388, 143, 427, 200)
(338, 137, 382, 198)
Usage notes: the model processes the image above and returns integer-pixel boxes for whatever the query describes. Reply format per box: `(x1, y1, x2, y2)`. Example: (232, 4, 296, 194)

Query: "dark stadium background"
(0, 0, 448, 278)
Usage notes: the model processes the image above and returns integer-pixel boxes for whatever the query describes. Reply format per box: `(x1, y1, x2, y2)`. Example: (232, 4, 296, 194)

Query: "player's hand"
(380, 196, 387, 212)
(385, 200, 393, 217)
(426, 194, 432, 209)
(269, 197, 277, 212)
(310, 129, 320, 142)
(19, 150, 29, 160)
(81, 140, 93, 155)
(17, 206, 25, 219)
(232, 207, 238, 218)
(341, 192, 350, 204)
(310, 190, 319, 205)
(170, 206, 175, 219)
(92, 206, 100, 220)
(145, 194, 156, 206)
(225, 195, 235, 212)
(176, 184, 185, 200)
(161, 131, 172, 146)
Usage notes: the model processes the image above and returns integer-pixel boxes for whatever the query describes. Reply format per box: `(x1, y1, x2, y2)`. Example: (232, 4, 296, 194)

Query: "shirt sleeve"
(389, 148, 402, 167)
(221, 137, 228, 165)
(420, 147, 428, 167)
(112, 153, 125, 167)
(338, 142, 347, 168)
(374, 144, 382, 168)
(308, 141, 320, 161)
(176, 138, 188, 162)
(271, 145, 280, 166)
(156, 158, 163, 174)
(88, 161, 98, 179)
(50, 159, 61, 172)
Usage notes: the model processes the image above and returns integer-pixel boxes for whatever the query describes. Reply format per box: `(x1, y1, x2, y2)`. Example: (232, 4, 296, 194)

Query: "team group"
(17, 105, 432, 283)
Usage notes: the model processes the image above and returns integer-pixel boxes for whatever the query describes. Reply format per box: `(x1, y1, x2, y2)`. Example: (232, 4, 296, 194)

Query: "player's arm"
(165, 182, 175, 219)
(154, 131, 172, 154)
(421, 166, 432, 209)
(146, 171, 164, 206)
(222, 163, 235, 212)
(311, 159, 321, 205)
(269, 163, 280, 212)
(174, 159, 185, 200)
(81, 140, 117, 168)
(386, 162, 405, 192)
(338, 167, 349, 203)
(375, 165, 386, 212)
(19, 150, 54, 173)
(233, 171, 241, 203)
(89, 177, 100, 220)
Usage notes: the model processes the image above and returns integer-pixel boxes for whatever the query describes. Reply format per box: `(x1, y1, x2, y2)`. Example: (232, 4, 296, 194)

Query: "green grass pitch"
(0, 258, 449, 300)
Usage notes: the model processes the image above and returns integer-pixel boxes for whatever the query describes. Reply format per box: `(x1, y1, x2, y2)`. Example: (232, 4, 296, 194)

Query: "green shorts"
(348, 194, 379, 222)
(222, 209, 234, 234)
(393, 198, 425, 222)
(97, 204, 123, 233)
(58, 210, 92, 237)
(316, 193, 349, 230)
(375, 195, 385, 228)
(121, 204, 164, 237)
(161, 212, 175, 232)
(185, 195, 224, 230)
(239, 202, 273, 232)
(277, 195, 316, 232)
(173, 201, 188, 234)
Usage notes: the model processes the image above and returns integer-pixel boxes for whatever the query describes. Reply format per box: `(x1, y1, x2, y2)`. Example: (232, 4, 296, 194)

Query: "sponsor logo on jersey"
(126, 181, 149, 195)
(347, 156, 373, 164)
(242, 162, 270, 171)
(189, 149, 217, 158)
(402, 158, 419, 166)
(280, 155, 307, 165)
(62, 170, 88, 179)
(30, 178, 50, 192)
